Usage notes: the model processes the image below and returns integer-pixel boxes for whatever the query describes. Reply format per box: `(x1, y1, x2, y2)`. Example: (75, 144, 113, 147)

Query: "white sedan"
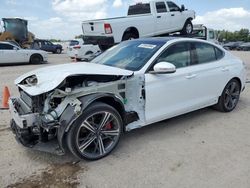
(9, 38, 247, 160)
(67, 39, 100, 61)
(0, 41, 48, 64)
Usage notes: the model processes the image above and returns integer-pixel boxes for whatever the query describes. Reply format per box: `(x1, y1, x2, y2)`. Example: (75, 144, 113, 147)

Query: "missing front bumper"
(9, 97, 65, 155)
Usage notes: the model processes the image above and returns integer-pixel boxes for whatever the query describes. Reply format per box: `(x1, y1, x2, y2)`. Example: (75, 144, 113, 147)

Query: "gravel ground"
(0, 51, 249, 188)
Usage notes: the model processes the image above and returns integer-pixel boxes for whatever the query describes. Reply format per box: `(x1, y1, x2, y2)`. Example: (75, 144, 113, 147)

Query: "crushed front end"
(9, 90, 65, 155)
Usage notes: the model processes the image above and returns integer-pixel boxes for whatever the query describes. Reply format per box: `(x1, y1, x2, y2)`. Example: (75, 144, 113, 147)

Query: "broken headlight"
(24, 75, 38, 86)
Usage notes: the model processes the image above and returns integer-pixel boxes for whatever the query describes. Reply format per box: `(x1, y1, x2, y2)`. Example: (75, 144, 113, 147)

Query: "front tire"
(56, 48, 62, 54)
(66, 102, 123, 160)
(213, 79, 241, 112)
(181, 20, 193, 35)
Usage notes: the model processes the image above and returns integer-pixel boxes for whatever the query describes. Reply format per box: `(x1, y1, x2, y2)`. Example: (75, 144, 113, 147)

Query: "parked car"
(67, 39, 100, 61)
(0, 41, 48, 64)
(223, 41, 244, 50)
(10, 38, 246, 160)
(82, 0, 195, 50)
(236, 42, 250, 51)
(32, 39, 63, 54)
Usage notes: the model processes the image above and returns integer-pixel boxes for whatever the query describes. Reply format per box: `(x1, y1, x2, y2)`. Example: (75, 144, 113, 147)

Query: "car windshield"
(91, 40, 165, 71)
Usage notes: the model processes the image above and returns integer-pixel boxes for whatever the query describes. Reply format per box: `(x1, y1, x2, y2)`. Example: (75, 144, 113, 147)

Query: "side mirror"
(152, 62, 176, 74)
(13, 47, 19, 51)
(181, 5, 185, 12)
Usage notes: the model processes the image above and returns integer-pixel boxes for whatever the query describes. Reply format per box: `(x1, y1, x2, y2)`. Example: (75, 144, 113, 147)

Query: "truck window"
(167, 1, 180, 12)
(128, 3, 151, 15)
(156, 2, 167, 13)
(209, 31, 215, 39)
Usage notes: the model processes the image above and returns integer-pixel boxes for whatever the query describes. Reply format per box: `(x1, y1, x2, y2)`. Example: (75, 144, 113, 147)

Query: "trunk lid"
(82, 21, 105, 35)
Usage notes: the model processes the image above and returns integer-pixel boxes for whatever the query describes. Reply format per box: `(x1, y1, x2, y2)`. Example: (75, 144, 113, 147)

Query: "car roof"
(0, 41, 15, 45)
(34, 39, 50, 42)
(131, 37, 216, 44)
(133, 37, 178, 43)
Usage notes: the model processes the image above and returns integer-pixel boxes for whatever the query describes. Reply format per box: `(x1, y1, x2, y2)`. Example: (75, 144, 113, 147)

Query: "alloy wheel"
(224, 81, 240, 110)
(186, 24, 193, 34)
(76, 111, 121, 159)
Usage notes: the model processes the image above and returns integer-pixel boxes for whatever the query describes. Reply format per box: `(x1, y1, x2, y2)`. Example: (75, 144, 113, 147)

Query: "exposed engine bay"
(10, 72, 145, 155)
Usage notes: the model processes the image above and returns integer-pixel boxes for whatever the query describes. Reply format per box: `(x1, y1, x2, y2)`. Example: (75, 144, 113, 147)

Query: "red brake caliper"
(105, 122, 112, 130)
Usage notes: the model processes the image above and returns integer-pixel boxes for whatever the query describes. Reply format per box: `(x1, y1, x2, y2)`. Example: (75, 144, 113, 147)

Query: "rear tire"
(30, 54, 43, 64)
(181, 20, 193, 35)
(213, 79, 241, 112)
(66, 102, 123, 160)
(122, 32, 138, 41)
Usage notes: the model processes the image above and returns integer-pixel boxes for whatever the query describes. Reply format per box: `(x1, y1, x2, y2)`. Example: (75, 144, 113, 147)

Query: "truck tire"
(66, 102, 123, 160)
(122, 32, 138, 41)
(181, 20, 193, 35)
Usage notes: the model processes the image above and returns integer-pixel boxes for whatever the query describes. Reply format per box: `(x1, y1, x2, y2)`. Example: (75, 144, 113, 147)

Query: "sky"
(0, 0, 250, 40)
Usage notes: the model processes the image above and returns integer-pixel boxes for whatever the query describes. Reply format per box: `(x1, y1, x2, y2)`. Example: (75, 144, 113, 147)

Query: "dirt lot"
(0, 52, 250, 188)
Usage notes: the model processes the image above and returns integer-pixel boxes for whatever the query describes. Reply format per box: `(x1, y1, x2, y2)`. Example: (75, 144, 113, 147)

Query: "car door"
(0, 43, 25, 63)
(145, 42, 200, 124)
(189, 42, 232, 102)
(166, 1, 185, 30)
(155, 1, 173, 35)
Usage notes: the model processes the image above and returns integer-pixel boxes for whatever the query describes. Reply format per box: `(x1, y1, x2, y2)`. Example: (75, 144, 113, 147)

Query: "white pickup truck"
(82, 0, 195, 50)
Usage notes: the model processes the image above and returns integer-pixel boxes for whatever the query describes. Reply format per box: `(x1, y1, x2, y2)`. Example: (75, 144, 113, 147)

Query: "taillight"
(104, 23, 112, 34)
(73, 45, 81, 49)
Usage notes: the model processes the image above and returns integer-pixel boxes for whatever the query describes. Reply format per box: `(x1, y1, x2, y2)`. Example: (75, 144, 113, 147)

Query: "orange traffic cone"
(1, 86, 10, 110)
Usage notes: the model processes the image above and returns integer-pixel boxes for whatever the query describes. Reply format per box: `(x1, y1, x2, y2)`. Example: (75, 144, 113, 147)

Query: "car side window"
(156, 2, 167, 13)
(214, 47, 224, 60)
(167, 1, 180, 12)
(0, 43, 14, 50)
(194, 42, 217, 64)
(156, 42, 191, 69)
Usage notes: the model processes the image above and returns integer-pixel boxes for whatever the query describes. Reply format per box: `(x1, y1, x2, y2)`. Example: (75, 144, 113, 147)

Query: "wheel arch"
(85, 50, 93, 55)
(218, 77, 243, 98)
(231, 77, 242, 91)
(57, 93, 126, 153)
(30, 53, 43, 62)
(122, 27, 139, 41)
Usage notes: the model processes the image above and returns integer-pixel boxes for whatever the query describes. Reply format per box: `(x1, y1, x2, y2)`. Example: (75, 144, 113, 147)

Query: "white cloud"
(52, 0, 108, 21)
(6, 0, 18, 5)
(30, 0, 110, 39)
(28, 17, 77, 40)
(113, 0, 123, 8)
(194, 7, 250, 31)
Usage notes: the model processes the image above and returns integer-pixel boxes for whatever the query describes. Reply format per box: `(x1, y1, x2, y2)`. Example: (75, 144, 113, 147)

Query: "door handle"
(157, 16, 161, 18)
(221, 67, 229, 72)
(171, 14, 175, 16)
(185, 74, 197, 79)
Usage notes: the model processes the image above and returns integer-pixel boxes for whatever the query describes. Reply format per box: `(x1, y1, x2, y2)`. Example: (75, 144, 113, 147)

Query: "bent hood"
(15, 62, 133, 96)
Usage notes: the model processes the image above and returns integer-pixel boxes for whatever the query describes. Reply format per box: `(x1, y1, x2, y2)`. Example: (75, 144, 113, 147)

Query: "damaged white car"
(9, 38, 247, 160)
